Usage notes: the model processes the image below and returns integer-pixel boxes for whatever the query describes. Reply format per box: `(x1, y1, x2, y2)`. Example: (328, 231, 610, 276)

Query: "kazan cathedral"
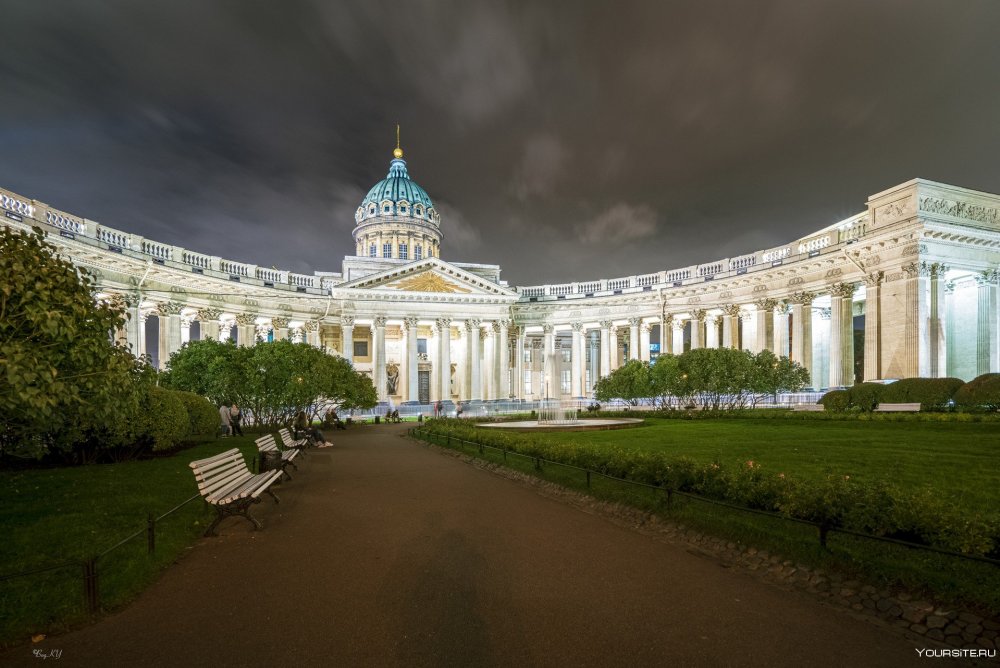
(2, 140, 1000, 406)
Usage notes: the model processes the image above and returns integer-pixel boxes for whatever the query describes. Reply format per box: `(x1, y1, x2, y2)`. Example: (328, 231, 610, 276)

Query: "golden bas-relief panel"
(388, 273, 471, 293)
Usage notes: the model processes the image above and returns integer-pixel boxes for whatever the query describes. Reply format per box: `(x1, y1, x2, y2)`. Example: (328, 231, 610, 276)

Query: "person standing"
(219, 402, 232, 437)
(230, 403, 244, 436)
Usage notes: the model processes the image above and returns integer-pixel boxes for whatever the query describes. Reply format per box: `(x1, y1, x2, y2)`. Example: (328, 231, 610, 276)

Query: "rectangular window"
(369, 244, 377, 257)
(417, 338, 427, 354)
(561, 347, 571, 363)
(561, 369, 571, 394)
(523, 348, 531, 364)
(399, 244, 408, 260)
(524, 370, 532, 395)
(382, 243, 392, 258)
(353, 340, 369, 357)
(415, 246, 422, 260)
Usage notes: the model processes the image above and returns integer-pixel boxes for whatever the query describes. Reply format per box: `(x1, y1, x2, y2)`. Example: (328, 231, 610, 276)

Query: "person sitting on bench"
(294, 410, 331, 448)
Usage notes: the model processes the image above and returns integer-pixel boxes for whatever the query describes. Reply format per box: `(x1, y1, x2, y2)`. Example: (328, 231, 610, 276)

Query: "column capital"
(690, 308, 706, 321)
(901, 262, 921, 278)
(829, 282, 857, 299)
(497, 319, 511, 329)
(341, 315, 355, 327)
(403, 317, 420, 329)
(628, 317, 641, 327)
(234, 312, 258, 326)
(155, 300, 184, 316)
(773, 301, 790, 315)
(976, 268, 1000, 285)
(754, 298, 778, 311)
(373, 316, 388, 328)
(921, 261, 948, 277)
(672, 319, 685, 331)
(464, 319, 481, 332)
(570, 321, 584, 332)
(865, 270, 884, 287)
(720, 304, 741, 316)
(641, 323, 652, 333)
(196, 308, 222, 322)
(271, 317, 290, 329)
(739, 310, 754, 322)
(599, 320, 613, 329)
(542, 323, 554, 334)
(435, 318, 451, 332)
(788, 291, 816, 305)
(303, 320, 320, 332)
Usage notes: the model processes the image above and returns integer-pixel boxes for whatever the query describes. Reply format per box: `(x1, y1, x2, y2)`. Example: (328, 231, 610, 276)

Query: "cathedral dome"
(352, 138, 443, 261)
(355, 156, 439, 225)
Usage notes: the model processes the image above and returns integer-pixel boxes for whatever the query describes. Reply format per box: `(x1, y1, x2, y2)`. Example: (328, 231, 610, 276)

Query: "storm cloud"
(1, 0, 998, 284)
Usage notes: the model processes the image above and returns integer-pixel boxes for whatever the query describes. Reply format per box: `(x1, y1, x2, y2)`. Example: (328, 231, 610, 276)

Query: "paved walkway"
(5, 424, 925, 667)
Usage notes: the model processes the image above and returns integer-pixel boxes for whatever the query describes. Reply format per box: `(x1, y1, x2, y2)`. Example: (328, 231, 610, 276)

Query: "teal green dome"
(356, 158, 438, 224)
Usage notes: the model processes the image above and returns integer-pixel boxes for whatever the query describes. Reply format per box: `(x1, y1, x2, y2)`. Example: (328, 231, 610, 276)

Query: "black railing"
(409, 427, 1000, 567)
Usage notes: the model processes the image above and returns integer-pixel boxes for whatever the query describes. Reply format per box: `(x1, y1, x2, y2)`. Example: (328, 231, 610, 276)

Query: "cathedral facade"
(3, 143, 1000, 405)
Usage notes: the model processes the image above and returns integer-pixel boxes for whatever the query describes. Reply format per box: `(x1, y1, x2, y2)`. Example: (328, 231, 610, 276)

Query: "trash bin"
(374, 415, 380, 424)
(418, 414, 423, 423)
(262, 451, 281, 473)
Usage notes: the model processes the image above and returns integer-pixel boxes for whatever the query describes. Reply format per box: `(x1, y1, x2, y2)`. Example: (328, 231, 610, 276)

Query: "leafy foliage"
(164, 339, 376, 428)
(0, 227, 151, 461)
(172, 390, 220, 437)
(846, 382, 885, 412)
(134, 387, 189, 451)
(879, 377, 964, 411)
(596, 348, 809, 409)
(819, 389, 850, 411)
(952, 373, 1000, 412)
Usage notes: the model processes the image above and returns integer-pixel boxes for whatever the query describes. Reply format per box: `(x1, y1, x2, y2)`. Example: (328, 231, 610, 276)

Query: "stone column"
(753, 299, 776, 353)
(864, 272, 883, 381)
(541, 324, 555, 399)
(901, 262, 929, 378)
(155, 301, 184, 369)
(571, 323, 584, 396)
(828, 283, 856, 388)
(773, 302, 790, 358)
(927, 264, 947, 377)
(639, 323, 651, 362)
(341, 316, 355, 363)
(977, 269, 999, 375)
(374, 316, 387, 402)
(304, 320, 321, 348)
(482, 326, 494, 400)
(197, 308, 222, 343)
(945, 281, 958, 376)
(234, 312, 257, 347)
(705, 315, 719, 349)
(437, 318, 452, 400)
(599, 321, 612, 378)
(813, 307, 831, 390)
(498, 320, 511, 399)
(720, 305, 738, 349)
(124, 300, 140, 354)
(738, 310, 753, 351)
(180, 315, 193, 345)
(271, 317, 290, 341)
(789, 292, 815, 372)
(405, 317, 420, 402)
(690, 309, 705, 350)
(514, 327, 525, 400)
(137, 311, 149, 358)
(628, 318, 641, 361)
(587, 330, 599, 393)
(219, 319, 234, 343)
(671, 319, 685, 355)
(466, 320, 482, 401)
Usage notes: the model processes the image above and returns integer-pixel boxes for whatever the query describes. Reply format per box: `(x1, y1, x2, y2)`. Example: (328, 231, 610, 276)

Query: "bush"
(819, 389, 850, 412)
(172, 391, 219, 437)
(846, 382, 885, 412)
(134, 387, 189, 451)
(953, 373, 1000, 412)
(880, 377, 964, 411)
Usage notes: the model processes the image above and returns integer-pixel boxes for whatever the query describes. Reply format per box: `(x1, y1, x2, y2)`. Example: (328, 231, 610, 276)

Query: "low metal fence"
(0, 493, 203, 618)
(409, 427, 1000, 567)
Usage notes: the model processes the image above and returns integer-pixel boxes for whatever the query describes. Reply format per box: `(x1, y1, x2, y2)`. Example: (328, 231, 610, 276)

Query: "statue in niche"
(450, 363, 457, 395)
(386, 362, 400, 395)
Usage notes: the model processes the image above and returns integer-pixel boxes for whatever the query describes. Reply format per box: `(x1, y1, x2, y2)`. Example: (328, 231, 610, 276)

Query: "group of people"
(218, 402, 243, 437)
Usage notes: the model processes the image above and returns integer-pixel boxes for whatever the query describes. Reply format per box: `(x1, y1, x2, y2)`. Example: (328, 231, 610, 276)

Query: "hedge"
(879, 377, 964, 411)
(953, 373, 1000, 411)
(416, 421, 999, 558)
(172, 391, 220, 437)
(818, 389, 850, 412)
(845, 382, 885, 412)
(134, 387, 189, 451)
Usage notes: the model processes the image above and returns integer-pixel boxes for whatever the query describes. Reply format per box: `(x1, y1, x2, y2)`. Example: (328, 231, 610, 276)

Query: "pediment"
(338, 258, 516, 297)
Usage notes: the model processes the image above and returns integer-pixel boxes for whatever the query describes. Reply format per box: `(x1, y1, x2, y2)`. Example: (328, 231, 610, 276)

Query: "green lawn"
(540, 418, 1000, 515)
(0, 435, 261, 647)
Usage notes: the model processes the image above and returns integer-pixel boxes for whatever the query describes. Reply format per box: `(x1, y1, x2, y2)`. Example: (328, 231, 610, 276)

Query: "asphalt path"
(4, 424, 926, 667)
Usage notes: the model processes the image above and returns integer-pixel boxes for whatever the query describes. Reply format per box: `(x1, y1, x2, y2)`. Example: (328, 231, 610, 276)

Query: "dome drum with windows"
(353, 133, 441, 262)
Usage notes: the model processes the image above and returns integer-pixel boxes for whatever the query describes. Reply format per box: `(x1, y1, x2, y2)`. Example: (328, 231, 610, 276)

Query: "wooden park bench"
(278, 427, 310, 454)
(874, 402, 921, 412)
(255, 434, 300, 480)
(189, 448, 283, 536)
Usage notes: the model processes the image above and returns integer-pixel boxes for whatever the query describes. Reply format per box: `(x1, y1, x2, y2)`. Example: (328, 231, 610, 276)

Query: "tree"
(161, 338, 236, 405)
(0, 226, 148, 460)
(594, 359, 652, 406)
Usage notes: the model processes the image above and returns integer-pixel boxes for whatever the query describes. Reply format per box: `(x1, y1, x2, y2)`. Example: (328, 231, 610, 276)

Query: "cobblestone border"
(413, 436, 1000, 663)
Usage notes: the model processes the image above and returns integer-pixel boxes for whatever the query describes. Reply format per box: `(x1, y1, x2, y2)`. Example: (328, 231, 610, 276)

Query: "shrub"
(880, 377, 964, 411)
(819, 389, 850, 412)
(953, 373, 1000, 412)
(134, 387, 189, 451)
(172, 391, 219, 437)
(846, 382, 885, 412)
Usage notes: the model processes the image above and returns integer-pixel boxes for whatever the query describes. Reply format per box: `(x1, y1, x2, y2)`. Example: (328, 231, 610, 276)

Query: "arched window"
(368, 205, 376, 216)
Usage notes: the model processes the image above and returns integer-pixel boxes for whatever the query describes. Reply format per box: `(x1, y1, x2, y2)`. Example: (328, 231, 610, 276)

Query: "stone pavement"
(4, 424, 938, 667)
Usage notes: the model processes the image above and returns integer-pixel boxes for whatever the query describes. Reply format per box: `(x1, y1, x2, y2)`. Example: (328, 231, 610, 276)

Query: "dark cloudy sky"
(1, 1, 999, 285)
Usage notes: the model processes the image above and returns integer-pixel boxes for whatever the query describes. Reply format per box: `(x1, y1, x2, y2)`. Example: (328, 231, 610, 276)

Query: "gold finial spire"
(393, 124, 403, 159)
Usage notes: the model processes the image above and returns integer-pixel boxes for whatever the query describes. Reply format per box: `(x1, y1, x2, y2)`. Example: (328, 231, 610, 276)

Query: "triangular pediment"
(337, 258, 516, 297)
